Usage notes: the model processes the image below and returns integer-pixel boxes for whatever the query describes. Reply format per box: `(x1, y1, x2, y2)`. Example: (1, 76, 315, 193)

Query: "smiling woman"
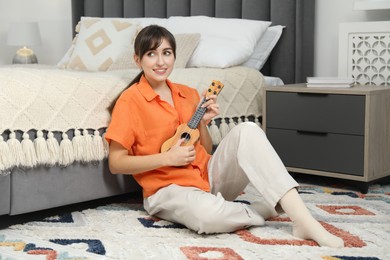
(103, 23, 344, 248)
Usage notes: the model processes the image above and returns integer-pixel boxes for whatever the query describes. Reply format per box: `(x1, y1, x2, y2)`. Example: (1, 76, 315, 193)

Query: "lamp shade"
(7, 22, 42, 47)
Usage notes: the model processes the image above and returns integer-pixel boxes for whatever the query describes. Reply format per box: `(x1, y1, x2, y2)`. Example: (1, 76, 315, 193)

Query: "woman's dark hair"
(108, 25, 176, 113)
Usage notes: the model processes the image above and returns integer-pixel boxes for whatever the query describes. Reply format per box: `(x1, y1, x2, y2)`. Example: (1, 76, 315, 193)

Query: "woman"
(105, 25, 344, 248)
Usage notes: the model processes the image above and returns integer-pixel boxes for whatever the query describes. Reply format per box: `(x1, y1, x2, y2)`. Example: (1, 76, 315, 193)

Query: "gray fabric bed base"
(0, 175, 10, 215)
(8, 161, 139, 215)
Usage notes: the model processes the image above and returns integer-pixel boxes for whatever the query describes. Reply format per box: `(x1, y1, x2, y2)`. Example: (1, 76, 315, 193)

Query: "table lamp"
(7, 22, 42, 64)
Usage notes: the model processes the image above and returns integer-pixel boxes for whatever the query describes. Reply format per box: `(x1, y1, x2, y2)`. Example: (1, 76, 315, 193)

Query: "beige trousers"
(144, 122, 298, 234)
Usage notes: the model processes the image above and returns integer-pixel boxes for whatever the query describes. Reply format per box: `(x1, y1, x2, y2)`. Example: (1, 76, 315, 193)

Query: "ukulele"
(161, 80, 224, 152)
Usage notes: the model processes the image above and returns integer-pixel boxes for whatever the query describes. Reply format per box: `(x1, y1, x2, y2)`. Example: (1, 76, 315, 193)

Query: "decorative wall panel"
(339, 21, 390, 86)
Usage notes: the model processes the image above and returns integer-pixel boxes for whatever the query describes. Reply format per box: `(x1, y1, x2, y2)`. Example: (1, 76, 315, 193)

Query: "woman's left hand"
(200, 90, 220, 125)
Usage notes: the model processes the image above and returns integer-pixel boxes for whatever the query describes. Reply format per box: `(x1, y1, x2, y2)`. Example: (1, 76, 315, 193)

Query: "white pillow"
(242, 25, 284, 70)
(166, 16, 271, 68)
(128, 17, 168, 27)
(66, 17, 139, 71)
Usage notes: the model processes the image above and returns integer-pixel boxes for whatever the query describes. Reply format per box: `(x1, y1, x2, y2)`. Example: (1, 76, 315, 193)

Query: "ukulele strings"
(177, 80, 223, 144)
(178, 97, 208, 143)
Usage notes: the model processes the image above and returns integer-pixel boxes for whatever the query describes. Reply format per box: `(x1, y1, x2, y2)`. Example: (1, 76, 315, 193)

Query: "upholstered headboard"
(71, 0, 315, 84)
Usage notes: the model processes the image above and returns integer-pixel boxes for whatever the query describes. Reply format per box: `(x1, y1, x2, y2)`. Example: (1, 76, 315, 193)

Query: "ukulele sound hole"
(181, 132, 191, 142)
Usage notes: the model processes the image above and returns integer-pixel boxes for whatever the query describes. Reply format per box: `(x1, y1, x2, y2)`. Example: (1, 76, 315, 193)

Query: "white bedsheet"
(264, 76, 284, 86)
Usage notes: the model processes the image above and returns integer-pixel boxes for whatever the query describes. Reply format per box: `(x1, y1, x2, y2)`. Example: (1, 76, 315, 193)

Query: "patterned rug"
(0, 181, 389, 260)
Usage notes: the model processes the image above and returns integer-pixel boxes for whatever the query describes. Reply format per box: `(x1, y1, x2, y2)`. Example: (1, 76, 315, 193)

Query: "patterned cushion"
(174, 33, 201, 68)
(66, 17, 139, 71)
(108, 33, 201, 71)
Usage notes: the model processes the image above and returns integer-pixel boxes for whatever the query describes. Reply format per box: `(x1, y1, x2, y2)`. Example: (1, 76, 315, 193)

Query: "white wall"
(0, 0, 389, 77)
(314, 0, 390, 76)
(0, 0, 72, 66)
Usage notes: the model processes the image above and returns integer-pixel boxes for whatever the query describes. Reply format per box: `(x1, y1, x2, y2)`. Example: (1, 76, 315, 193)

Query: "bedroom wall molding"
(338, 21, 390, 86)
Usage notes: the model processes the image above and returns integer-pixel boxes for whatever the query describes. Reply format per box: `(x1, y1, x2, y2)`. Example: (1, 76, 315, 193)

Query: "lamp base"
(12, 46, 38, 64)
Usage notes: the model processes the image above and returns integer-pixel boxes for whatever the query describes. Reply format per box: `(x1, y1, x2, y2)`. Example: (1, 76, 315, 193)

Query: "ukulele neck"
(187, 98, 208, 129)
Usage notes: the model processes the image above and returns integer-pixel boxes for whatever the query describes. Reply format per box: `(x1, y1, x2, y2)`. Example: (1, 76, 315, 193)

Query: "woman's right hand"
(165, 138, 196, 166)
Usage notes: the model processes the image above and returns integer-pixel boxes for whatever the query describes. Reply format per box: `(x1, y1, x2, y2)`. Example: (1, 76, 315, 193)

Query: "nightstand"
(263, 84, 390, 192)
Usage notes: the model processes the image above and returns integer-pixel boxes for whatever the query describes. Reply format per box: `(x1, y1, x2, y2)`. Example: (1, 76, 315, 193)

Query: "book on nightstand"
(306, 77, 354, 88)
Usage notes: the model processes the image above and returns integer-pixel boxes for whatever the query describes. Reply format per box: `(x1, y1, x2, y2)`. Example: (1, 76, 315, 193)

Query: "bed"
(0, 0, 315, 216)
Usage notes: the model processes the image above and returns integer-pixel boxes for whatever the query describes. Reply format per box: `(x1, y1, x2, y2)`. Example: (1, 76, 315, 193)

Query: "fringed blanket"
(0, 65, 265, 173)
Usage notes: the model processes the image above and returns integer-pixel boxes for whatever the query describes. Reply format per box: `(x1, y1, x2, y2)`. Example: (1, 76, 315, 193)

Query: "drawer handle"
(297, 130, 328, 136)
(297, 93, 329, 97)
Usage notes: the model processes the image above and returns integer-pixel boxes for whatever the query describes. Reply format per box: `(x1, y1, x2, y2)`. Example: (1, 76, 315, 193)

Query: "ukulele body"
(161, 124, 200, 152)
(160, 80, 224, 153)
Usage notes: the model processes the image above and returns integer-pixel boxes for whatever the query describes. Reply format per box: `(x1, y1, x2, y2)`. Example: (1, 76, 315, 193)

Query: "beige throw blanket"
(0, 65, 264, 172)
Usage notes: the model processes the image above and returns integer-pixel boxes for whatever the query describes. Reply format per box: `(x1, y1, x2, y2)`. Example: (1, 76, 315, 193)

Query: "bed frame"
(0, 0, 315, 217)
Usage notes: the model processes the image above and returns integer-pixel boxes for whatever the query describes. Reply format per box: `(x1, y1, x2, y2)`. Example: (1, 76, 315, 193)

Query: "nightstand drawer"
(267, 128, 364, 176)
(266, 92, 365, 135)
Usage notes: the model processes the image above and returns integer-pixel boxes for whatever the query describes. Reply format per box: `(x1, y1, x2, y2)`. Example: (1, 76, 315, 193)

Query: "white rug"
(1, 182, 389, 260)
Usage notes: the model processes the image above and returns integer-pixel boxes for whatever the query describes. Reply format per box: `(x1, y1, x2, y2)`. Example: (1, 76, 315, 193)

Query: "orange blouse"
(105, 75, 211, 198)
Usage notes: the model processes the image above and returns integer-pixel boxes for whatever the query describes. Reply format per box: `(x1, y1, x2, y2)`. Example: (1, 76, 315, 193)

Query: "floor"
(0, 191, 142, 230)
(1, 174, 389, 230)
